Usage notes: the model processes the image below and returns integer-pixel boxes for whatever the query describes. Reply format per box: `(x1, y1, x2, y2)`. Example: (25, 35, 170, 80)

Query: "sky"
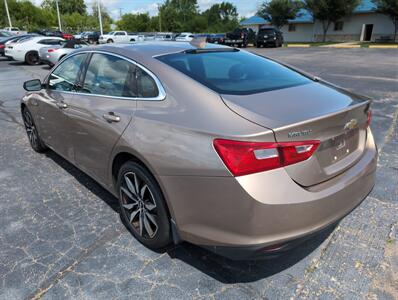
(32, 0, 261, 20)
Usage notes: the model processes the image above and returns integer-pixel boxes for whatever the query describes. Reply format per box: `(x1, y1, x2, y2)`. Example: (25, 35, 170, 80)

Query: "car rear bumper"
(158, 128, 377, 259)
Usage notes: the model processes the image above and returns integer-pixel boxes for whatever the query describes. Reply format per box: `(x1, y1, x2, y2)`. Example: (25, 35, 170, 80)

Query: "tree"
(258, 0, 302, 29)
(117, 13, 153, 32)
(203, 2, 239, 32)
(372, 0, 398, 41)
(42, 0, 87, 15)
(304, 0, 360, 42)
(159, 0, 199, 32)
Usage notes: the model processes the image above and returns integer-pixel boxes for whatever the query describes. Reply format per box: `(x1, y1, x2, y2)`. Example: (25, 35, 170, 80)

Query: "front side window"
(48, 53, 87, 91)
(157, 50, 311, 95)
(81, 53, 137, 97)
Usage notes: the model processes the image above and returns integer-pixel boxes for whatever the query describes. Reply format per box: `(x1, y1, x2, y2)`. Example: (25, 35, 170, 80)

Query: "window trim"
(46, 50, 166, 101)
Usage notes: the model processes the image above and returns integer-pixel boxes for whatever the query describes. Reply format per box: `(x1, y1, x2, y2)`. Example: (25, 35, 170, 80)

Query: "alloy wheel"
(120, 172, 158, 239)
(23, 109, 39, 149)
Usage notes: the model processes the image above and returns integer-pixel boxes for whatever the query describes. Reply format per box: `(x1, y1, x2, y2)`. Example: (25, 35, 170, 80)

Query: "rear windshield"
(259, 29, 276, 34)
(156, 50, 311, 95)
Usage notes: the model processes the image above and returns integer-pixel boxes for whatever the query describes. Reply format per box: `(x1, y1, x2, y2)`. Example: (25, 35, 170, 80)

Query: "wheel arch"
(111, 150, 181, 243)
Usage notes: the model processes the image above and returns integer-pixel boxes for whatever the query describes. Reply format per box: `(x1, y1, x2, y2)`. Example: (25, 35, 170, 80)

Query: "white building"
(240, 0, 396, 43)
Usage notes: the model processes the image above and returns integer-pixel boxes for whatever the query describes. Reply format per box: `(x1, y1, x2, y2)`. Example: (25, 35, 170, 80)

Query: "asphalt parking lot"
(0, 47, 397, 300)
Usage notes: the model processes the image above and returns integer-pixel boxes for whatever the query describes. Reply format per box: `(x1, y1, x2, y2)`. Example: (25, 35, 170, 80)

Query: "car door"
(35, 52, 88, 161)
(66, 52, 138, 184)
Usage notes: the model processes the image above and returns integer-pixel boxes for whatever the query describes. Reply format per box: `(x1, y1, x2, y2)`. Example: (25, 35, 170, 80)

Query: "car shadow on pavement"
(166, 226, 335, 284)
(44, 150, 120, 212)
(44, 149, 335, 284)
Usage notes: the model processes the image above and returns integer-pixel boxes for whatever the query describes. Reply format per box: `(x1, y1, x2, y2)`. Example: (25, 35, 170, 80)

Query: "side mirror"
(23, 79, 42, 91)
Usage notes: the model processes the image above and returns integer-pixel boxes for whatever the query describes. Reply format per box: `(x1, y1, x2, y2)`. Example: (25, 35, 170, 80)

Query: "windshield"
(157, 50, 311, 95)
(108, 31, 114, 35)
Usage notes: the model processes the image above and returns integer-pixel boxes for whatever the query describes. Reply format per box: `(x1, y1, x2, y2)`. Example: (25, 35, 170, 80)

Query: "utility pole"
(4, 0, 12, 28)
(119, 8, 122, 19)
(158, 4, 162, 32)
(55, 0, 62, 31)
(98, 0, 103, 36)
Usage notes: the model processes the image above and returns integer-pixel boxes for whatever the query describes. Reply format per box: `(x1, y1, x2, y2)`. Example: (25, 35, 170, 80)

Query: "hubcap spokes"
(23, 111, 38, 148)
(120, 172, 158, 239)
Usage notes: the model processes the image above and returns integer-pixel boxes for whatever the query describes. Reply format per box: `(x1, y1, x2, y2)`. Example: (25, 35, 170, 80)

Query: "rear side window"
(38, 39, 63, 45)
(81, 53, 137, 97)
(157, 50, 311, 95)
(136, 67, 159, 98)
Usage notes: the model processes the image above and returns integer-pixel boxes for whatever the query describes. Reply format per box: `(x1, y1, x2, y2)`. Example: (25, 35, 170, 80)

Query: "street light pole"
(98, 0, 103, 36)
(158, 3, 162, 32)
(55, 0, 62, 31)
(4, 0, 12, 28)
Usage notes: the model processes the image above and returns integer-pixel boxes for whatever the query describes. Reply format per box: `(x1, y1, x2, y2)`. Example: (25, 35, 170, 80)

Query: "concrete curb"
(368, 45, 398, 49)
(286, 44, 310, 48)
(329, 45, 361, 48)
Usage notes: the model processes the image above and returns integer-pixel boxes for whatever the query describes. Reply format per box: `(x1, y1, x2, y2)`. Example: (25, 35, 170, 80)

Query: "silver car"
(39, 39, 89, 66)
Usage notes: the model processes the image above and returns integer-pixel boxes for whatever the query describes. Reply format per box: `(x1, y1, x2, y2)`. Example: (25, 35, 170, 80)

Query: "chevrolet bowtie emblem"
(344, 119, 358, 131)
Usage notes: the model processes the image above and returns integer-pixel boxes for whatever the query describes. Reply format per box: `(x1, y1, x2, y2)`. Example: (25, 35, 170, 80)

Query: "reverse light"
(213, 139, 320, 177)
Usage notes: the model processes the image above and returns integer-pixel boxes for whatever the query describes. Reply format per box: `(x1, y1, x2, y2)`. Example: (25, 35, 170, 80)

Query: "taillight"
(241, 33, 244, 39)
(213, 139, 320, 176)
(47, 49, 55, 52)
(367, 110, 372, 127)
(0, 44, 4, 49)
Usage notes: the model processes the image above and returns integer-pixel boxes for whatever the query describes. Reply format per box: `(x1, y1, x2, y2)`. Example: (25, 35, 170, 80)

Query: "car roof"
(82, 41, 229, 58)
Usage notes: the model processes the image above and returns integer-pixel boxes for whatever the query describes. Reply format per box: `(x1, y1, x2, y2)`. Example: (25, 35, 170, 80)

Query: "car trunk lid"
(221, 82, 370, 186)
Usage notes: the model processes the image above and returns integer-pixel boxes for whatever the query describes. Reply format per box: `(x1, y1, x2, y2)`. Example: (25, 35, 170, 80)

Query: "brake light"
(47, 49, 56, 52)
(0, 44, 4, 49)
(367, 110, 372, 127)
(213, 139, 320, 176)
(241, 33, 244, 39)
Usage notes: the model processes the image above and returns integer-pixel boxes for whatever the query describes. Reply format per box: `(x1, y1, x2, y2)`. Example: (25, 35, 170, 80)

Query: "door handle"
(56, 101, 68, 109)
(103, 112, 121, 123)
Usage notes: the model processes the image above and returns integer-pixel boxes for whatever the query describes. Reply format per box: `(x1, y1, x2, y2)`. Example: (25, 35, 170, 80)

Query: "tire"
(117, 161, 171, 249)
(22, 107, 47, 152)
(25, 51, 40, 65)
(107, 39, 114, 43)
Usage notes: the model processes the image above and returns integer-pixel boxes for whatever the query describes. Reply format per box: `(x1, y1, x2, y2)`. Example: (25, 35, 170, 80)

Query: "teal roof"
(239, 16, 267, 26)
(290, 9, 313, 24)
(288, 0, 377, 24)
(355, 0, 377, 13)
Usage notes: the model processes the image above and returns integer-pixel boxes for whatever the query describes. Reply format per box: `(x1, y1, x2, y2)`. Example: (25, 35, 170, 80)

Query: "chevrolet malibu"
(21, 42, 377, 259)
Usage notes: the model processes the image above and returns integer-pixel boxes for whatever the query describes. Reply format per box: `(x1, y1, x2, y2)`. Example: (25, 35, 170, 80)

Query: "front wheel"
(107, 39, 114, 43)
(117, 161, 171, 249)
(22, 107, 47, 152)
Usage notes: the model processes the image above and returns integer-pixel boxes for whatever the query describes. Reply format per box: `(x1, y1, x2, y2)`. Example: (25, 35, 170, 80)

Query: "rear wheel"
(25, 51, 40, 65)
(117, 161, 171, 249)
(22, 107, 47, 152)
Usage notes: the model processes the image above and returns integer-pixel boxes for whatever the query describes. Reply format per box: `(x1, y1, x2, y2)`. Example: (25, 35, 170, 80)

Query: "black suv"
(255, 27, 284, 48)
(224, 28, 255, 48)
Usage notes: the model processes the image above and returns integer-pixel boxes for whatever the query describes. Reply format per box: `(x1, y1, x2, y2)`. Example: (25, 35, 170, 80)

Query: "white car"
(98, 31, 144, 44)
(175, 32, 194, 42)
(155, 32, 174, 41)
(5, 36, 64, 65)
(3, 27, 27, 35)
